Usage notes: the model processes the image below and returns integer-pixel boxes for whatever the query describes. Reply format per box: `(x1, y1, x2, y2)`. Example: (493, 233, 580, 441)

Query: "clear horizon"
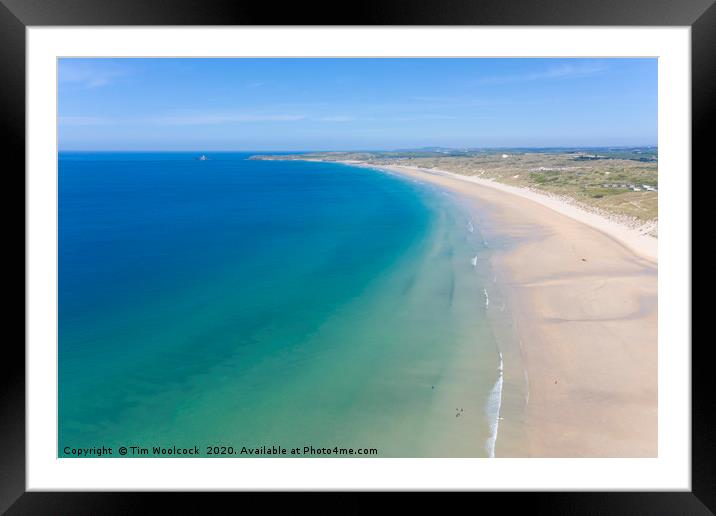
(59, 58, 657, 151)
(59, 145, 658, 153)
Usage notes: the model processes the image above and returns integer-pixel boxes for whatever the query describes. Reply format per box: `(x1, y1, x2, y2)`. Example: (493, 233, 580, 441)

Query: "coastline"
(343, 160, 658, 457)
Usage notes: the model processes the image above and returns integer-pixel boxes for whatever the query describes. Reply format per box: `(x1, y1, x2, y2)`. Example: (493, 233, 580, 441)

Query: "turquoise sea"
(59, 152, 509, 457)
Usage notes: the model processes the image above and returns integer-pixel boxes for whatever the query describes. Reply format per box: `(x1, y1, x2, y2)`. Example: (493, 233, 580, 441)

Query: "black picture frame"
(2, 0, 710, 513)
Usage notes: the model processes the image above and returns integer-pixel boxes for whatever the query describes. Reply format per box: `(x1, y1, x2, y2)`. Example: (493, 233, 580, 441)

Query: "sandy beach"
(367, 163, 658, 457)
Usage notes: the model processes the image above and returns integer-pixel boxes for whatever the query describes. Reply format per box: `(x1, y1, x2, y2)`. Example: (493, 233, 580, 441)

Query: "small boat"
(198, 154, 208, 161)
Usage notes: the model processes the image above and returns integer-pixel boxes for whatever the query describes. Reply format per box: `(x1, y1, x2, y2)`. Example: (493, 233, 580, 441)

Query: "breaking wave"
(484, 352, 504, 458)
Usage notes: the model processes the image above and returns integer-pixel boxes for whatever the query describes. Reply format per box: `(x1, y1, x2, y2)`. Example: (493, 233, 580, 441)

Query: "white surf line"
(485, 351, 504, 458)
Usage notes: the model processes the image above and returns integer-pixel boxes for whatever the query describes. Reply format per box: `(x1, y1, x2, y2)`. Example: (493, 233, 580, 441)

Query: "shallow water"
(59, 152, 509, 457)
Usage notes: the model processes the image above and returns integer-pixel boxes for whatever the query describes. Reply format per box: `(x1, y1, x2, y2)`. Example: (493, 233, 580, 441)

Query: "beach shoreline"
(380, 162, 658, 457)
(340, 160, 658, 457)
(249, 156, 658, 456)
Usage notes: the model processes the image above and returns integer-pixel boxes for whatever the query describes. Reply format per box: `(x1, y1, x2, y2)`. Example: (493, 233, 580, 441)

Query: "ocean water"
(59, 152, 506, 457)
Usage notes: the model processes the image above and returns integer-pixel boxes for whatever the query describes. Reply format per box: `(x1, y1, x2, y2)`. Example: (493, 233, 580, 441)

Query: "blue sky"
(58, 58, 657, 151)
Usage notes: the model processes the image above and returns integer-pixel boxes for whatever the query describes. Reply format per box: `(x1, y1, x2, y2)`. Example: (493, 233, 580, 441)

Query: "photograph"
(4, 2, 707, 506)
(57, 57, 658, 459)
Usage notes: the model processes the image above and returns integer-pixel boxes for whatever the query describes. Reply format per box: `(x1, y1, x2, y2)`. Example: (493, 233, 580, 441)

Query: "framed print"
(3, 0, 712, 512)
